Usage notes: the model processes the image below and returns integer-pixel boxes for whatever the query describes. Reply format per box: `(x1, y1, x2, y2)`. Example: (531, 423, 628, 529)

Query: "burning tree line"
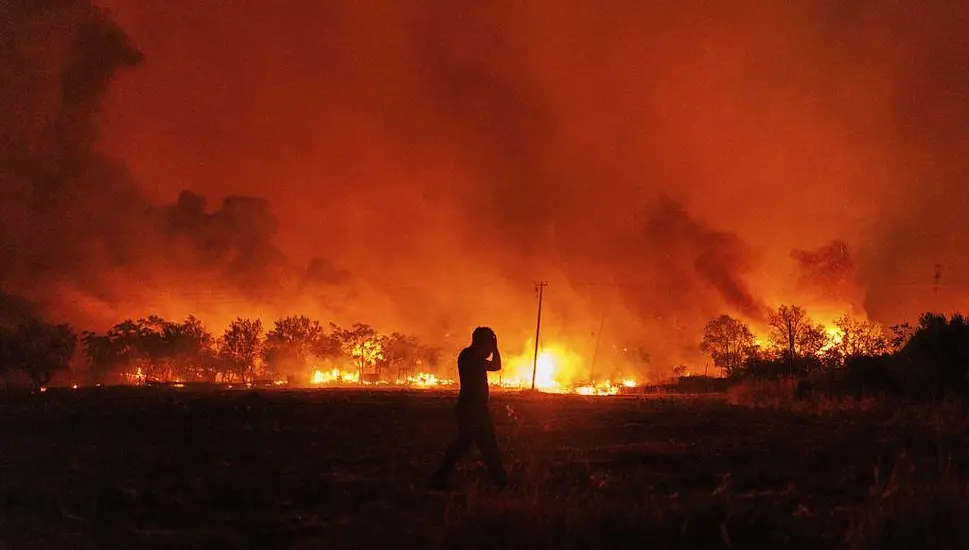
(698, 305, 891, 377)
(3, 304, 967, 398)
(0, 314, 444, 389)
(698, 305, 969, 399)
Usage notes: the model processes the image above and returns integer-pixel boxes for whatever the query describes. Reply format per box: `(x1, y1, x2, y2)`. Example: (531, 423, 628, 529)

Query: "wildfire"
(311, 368, 360, 385)
(575, 378, 637, 396)
(488, 346, 638, 395)
(124, 367, 147, 385)
(822, 326, 844, 352)
(103, 345, 639, 396)
(490, 348, 568, 391)
(575, 383, 618, 396)
(402, 372, 455, 388)
(351, 340, 383, 365)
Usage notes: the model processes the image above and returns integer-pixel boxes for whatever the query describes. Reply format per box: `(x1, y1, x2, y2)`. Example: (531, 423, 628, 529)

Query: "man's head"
(470, 326, 497, 355)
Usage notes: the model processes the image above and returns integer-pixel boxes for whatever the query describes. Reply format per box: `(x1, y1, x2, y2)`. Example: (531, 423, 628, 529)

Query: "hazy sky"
(3, 1, 968, 375)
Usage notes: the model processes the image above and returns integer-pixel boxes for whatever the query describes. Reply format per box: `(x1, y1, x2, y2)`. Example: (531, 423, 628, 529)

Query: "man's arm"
(485, 348, 502, 371)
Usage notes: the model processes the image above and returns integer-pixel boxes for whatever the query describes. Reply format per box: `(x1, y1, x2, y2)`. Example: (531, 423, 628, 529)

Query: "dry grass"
(727, 379, 881, 415)
(726, 379, 797, 408)
(726, 380, 969, 548)
(442, 489, 728, 549)
(846, 454, 969, 550)
(2, 387, 968, 549)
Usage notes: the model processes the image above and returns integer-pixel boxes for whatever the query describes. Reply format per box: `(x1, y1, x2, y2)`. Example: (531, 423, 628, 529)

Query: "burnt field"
(2, 388, 968, 549)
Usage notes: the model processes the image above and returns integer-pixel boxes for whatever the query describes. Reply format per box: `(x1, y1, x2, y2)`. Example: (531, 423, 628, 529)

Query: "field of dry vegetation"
(2, 388, 968, 549)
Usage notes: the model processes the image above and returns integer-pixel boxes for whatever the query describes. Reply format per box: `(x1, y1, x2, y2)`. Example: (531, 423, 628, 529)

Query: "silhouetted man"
(430, 326, 508, 489)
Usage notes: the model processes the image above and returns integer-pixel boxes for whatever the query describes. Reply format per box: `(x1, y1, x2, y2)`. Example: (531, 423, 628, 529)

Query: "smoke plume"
(3, 1, 969, 376)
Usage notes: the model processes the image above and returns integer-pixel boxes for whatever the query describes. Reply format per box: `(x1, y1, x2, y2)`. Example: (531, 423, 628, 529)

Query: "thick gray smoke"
(0, 0, 146, 323)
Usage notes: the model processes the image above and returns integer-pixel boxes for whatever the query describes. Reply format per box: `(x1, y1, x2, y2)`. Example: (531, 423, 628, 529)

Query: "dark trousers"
(435, 404, 507, 484)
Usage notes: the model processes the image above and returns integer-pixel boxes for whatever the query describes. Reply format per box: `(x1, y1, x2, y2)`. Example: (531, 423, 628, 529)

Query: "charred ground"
(3, 388, 967, 549)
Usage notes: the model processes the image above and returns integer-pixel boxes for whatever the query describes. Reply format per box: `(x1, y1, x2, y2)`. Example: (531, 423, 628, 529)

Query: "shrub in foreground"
(847, 458, 969, 550)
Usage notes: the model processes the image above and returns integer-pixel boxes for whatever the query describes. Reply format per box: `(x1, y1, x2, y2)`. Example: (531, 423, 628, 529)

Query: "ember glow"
(402, 372, 455, 388)
(124, 368, 147, 385)
(825, 327, 844, 345)
(820, 326, 844, 354)
(573, 379, 638, 396)
(491, 347, 573, 391)
(489, 346, 638, 395)
(574, 381, 633, 396)
(311, 368, 360, 385)
(309, 367, 455, 389)
(351, 342, 383, 369)
(536, 352, 561, 390)
(299, 342, 636, 395)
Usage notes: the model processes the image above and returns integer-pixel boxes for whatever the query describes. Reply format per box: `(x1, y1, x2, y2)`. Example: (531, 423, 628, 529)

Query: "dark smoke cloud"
(0, 0, 147, 320)
(0, 291, 38, 326)
(0, 1, 357, 332)
(637, 196, 766, 322)
(161, 191, 287, 293)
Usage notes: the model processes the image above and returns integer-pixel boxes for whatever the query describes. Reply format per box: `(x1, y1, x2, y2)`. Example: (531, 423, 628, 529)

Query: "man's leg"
(473, 408, 508, 487)
(431, 409, 474, 486)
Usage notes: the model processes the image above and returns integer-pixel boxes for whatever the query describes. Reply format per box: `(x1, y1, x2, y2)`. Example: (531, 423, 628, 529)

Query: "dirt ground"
(1, 388, 966, 549)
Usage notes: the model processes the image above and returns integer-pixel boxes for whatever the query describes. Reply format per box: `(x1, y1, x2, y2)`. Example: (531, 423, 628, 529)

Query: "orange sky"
(3, 1, 969, 376)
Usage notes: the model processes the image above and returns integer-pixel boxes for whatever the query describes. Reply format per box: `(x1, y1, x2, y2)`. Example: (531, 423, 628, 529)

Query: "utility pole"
(531, 281, 548, 391)
(590, 311, 606, 384)
(933, 262, 942, 310)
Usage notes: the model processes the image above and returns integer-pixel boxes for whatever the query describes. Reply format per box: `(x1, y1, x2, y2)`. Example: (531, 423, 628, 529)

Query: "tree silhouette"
(831, 314, 888, 365)
(330, 323, 382, 380)
(889, 322, 915, 352)
(0, 325, 15, 388)
(264, 316, 324, 379)
(379, 332, 421, 381)
(417, 344, 443, 373)
(8, 320, 77, 390)
(766, 305, 827, 360)
(163, 316, 216, 381)
(206, 346, 236, 384)
(81, 331, 125, 384)
(898, 313, 969, 397)
(313, 331, 342, 361)
(221, 318, 264, 383)
(699, 314, 757, 376)
(102, 317, 171, 382)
